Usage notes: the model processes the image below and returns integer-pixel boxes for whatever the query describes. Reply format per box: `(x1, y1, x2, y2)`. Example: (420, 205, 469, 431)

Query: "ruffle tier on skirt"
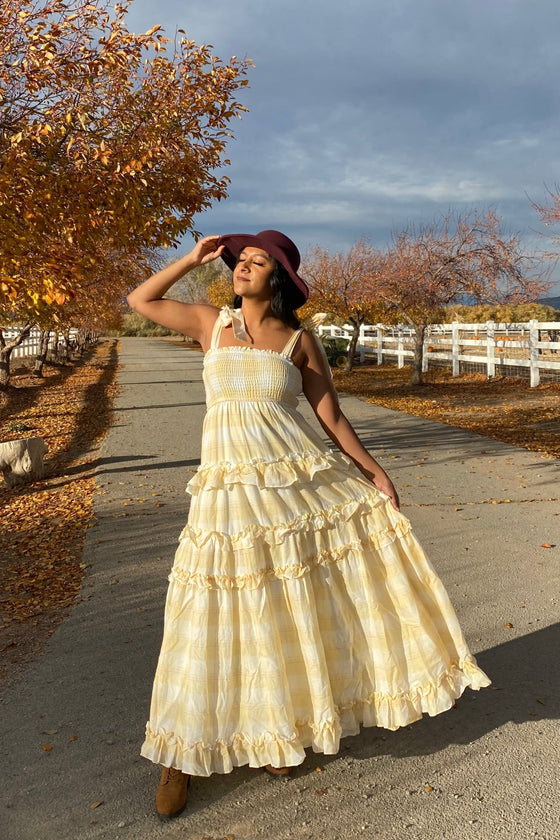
(141, 449, 490, 777)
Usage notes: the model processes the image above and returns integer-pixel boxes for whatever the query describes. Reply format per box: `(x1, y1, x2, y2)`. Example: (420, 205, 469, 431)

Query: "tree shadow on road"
(347, 408, 512, 461)
(112, 402, 207, 411)
(66, 454, 200, 476)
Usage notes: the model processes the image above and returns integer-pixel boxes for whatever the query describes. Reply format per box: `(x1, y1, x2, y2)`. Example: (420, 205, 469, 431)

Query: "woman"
(127, 230, 490, 820)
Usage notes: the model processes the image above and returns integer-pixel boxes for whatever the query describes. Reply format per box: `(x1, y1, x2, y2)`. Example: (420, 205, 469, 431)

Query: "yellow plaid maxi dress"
(141, 307, 490, 776)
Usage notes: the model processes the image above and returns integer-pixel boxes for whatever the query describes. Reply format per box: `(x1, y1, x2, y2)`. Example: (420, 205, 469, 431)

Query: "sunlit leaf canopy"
(303, 238, 393, 328)
(0, 0, 250, 322)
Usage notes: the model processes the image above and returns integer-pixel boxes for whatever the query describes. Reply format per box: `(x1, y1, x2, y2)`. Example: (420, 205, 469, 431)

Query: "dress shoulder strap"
(282, 327, 305, 359)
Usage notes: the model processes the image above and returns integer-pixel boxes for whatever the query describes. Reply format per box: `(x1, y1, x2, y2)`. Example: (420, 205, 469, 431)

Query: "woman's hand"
(372, 473, 400, 511)
(188, 235, 225, 266)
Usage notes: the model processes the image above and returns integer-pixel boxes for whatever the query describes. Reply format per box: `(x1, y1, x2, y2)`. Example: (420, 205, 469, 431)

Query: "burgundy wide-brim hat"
(217, 229, 309, 302)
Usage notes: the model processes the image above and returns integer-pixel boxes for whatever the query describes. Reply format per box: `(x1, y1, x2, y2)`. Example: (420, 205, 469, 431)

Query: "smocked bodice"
(203, 346, 303, 409)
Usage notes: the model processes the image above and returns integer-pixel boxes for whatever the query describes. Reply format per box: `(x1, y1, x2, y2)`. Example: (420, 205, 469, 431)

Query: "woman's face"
(233, 247, 275, 300)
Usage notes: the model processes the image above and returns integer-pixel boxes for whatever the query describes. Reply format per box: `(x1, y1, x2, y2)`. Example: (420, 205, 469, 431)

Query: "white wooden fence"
(2, 328, 80, 359)
(7, 323, 560, 386)
(317, 320, 560, 387)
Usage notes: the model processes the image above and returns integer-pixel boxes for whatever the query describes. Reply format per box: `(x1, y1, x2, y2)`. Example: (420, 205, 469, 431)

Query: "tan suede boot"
(155, 766, 190, 820)
(264, 764, 292, 780)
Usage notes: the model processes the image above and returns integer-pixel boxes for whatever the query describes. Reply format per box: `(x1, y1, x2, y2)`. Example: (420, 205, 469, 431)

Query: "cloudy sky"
(127, 0, 560, 292)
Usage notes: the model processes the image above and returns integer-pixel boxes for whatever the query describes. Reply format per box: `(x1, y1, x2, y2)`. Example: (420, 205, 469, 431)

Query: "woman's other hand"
(125, 234, 225, 341)
(188, 235, 225, 266)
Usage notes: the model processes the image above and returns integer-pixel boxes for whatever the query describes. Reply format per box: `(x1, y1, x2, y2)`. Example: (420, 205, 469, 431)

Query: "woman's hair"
(232, 259, 304, 329)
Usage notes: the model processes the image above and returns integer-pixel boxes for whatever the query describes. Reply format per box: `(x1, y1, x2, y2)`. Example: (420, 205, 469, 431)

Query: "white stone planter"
(0, 437, 47, 487)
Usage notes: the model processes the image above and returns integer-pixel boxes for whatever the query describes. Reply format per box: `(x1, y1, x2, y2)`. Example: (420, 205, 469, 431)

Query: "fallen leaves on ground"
(200, 836, 235, 840)
(333, 365, 560, 459)
(0, 341, 119, 695)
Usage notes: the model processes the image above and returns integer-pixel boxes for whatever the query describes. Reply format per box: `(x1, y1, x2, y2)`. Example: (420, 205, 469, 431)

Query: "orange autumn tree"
(207, 273, 234, 308)
(303, 239, 391, 371)
(5, 245, 146, 379)
(0, 0, 249, 383)
(379, 210, 549, 385)
(37, 248, 148, 374)
(0, 244, 148, 385)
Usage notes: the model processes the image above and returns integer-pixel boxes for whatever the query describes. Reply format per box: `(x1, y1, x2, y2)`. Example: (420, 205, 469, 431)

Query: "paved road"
(1, 337, 559, 840)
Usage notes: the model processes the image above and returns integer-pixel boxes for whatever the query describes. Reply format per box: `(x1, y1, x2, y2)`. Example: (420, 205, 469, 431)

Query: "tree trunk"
(0, 347, 11, 390)
(50, 331, 60, 363)
(410, 323, 426, 385)
(343, 319, 362, 373)
(33, 330, 51, 377)
(0, 324, 32, 390)
(75, 328, 87, 356)
(58, 331, 71, 364)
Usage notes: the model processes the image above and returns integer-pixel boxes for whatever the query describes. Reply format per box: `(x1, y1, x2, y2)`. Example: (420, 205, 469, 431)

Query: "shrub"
(120, 311, 178, 337)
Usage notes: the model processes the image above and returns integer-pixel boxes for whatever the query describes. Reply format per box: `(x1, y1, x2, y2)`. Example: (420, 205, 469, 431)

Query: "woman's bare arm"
(126, 236, 224, 344)
(298, 331, 400, 510)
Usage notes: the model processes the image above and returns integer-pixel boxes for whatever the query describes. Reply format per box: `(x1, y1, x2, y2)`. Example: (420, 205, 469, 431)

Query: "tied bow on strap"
(302, 312, 328, 331)
(219, 305, 248, 342)
(302, 312, 334, 382)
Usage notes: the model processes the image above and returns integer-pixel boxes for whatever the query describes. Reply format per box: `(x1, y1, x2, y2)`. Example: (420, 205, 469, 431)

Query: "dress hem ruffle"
(186, 449, 354, 494)
(170, 517, 412, 589)
(141, 656, 491, 777)
(179, 492, 389, 550)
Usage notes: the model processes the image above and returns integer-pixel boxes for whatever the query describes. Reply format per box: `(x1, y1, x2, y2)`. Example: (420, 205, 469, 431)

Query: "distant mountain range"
(539, 295, 560, 309)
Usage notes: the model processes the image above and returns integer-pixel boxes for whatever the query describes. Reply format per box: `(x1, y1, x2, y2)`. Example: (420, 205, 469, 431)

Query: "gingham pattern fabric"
(141, 308, 490, 776)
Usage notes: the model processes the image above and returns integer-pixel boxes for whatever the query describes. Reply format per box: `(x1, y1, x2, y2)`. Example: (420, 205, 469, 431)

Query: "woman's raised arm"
(126, 236, 225, 344)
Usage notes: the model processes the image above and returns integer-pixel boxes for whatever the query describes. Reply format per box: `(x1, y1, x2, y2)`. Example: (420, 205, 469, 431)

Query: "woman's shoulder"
(292, 327, 326, 368)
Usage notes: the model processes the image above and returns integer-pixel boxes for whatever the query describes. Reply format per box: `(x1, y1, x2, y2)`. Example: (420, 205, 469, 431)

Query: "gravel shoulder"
(1, 337, 558, 840)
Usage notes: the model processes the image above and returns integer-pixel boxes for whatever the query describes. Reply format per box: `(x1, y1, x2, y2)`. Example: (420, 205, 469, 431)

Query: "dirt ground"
(333, 364, 560, 460)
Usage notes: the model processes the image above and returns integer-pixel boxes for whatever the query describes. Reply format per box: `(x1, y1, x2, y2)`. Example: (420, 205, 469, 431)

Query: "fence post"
(397, 327, 404, 369)
(486, 320, 496, 378)
(358, 324, 365, 363)
(422, 327, 429, 373)
(376, 326, 383, 366)
(451, 321, 460, 377)
(529, 320, 540, 387)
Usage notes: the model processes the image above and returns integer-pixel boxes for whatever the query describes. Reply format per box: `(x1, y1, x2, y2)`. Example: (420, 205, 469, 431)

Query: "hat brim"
(217, 232, 309, 302)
